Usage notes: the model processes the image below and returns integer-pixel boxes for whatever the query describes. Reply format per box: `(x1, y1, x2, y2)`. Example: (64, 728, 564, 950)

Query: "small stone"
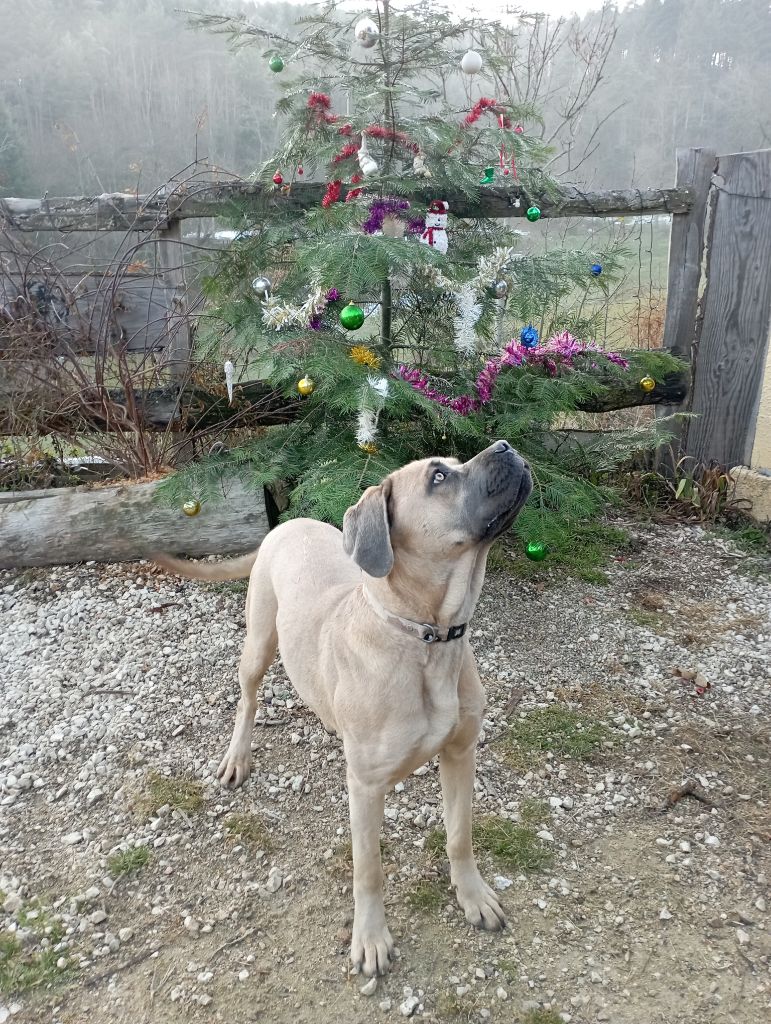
(265, 868, 283, 893)
(183, 915, 199, 933)
(736, 928, 750, 946)
(56, 956, 68, 970)
(169, 985, 184, 1002)
(118, 928, 133, 942)
(238, 968, 249, 980)
(678, 841, 691, 853)
(659, 908, 672, 921)
(755, 896, 766, 912)
(590, 971, 602, 984)
(475, 967, 486, 979)
(705, 834, 720, 847)
(496, 986, 508, 1000)
(537, 830, 554, 842)
(89, 910, 107, 924)
(360, 977, 378, 996)
(400, 995, 420, 1017)
(456, 986, 470, 996)
(494, 876, 513, 891)
(62, 831, 83, 846)
(197, 971, 213, 983)
(379, 999, 392, 1011)
(2, 894, 22, 914)
(193, 994, 212, 1006)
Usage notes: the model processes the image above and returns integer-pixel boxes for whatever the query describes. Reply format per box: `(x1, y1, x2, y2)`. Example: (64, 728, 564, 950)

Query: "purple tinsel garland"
(396, 331, 630, 415)
(362, 197, 411, 235)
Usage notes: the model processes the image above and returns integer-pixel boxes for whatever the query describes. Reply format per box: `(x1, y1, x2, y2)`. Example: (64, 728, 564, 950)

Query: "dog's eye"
(432, 471, 446, 485)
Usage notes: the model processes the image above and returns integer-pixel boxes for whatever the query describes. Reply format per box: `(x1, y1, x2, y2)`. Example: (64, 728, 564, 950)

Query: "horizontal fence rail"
(0, 182, 694, 233)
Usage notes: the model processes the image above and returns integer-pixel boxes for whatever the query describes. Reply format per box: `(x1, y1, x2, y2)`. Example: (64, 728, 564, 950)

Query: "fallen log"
(0, 477, 267, 569)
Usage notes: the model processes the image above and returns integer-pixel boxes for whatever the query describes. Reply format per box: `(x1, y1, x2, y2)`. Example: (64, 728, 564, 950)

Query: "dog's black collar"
(363, 589, 468, 644)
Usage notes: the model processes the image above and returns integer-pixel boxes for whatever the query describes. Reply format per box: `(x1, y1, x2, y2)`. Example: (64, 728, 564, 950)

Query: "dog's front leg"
(439, 652, 506, 931)
(347, 771, 394, 976)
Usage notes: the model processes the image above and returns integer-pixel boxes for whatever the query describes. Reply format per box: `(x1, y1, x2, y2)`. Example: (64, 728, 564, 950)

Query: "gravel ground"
(1, 518, 769, 1024)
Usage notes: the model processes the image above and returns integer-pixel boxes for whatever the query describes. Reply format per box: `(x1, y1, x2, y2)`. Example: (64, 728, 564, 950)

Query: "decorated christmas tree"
(164, 1, 680, 560)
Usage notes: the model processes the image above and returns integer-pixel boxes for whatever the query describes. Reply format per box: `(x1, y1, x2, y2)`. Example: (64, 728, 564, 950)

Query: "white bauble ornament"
(461, 49, 483, 75)
(354, 18, 380, 49)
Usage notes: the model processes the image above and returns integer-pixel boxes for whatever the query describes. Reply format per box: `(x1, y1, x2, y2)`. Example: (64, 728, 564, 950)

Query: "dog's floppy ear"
(342, 480, 393, 577)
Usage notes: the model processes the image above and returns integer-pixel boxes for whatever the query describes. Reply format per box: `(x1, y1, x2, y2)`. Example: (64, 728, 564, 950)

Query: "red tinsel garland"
(464, 97, 512, 129)
(332, 142, 359, 164)
(321, 180, 342, 208)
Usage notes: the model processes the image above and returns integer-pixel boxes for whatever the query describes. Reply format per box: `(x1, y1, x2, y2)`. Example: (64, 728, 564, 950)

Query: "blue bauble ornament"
(520, 324, 539, 349)
(590, 263, 602, 276)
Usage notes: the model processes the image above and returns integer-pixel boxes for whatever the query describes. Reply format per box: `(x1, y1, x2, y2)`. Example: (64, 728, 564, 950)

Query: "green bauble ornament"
(339, 302, 365, 331)
(525, 540, 548, 561)
(269, 56, 285, 73)
(526, 205, 542, 222)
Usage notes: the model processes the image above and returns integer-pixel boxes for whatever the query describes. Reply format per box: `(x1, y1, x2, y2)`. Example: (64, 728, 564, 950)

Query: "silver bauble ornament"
(492, 280, 508, 299)
(251, 276, 272, 299)
(354, 18, 380, 49)
(461, 49, 483, 74)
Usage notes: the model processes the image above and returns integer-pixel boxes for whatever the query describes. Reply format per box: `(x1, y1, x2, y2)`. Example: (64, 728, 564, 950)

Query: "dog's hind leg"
(439, 649, 506, 931)
(217, 571, 278, 788)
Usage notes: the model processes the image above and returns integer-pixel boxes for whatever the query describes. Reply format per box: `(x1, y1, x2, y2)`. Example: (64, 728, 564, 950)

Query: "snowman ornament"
(420, 199, 449, 255)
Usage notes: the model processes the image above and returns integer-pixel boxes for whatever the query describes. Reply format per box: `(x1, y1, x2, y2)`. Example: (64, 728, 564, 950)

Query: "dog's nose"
(493, 440, 512, 454)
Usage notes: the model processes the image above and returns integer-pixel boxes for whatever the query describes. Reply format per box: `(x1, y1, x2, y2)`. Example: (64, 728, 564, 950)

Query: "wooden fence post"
(157, 217, 191, 380)
(683, 149, 771, 468)
(662, 148, 717, 361)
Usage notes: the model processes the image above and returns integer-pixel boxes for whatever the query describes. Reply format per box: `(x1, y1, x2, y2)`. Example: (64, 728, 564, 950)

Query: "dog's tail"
(152, 549, 259, 582)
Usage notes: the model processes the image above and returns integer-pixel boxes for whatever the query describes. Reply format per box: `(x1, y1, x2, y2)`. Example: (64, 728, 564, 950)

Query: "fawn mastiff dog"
(156, 439, 531, 976)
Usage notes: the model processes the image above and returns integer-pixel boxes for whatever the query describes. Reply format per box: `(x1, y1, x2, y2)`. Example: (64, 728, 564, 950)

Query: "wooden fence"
(2, 150, 770, 473)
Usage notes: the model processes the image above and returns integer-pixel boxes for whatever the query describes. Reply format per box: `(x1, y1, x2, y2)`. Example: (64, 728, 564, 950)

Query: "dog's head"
(342, 440, 532, 577)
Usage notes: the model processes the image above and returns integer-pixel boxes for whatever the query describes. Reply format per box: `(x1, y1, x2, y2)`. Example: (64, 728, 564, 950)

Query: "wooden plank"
(156, 219, 192, 378)
(0, 182, 694, 232)
(0, 274, 177, 354)
(662, 148, 717, 361)
(0, 477, 267, 568)
(684, 149, 771, 467)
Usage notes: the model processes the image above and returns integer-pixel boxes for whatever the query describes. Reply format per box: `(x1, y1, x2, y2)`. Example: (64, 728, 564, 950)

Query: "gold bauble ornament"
(297, 376, 315, 396)
(639, 375, 656, 392)
(358, 441, 379, 456)
(182, 499, 201, 517)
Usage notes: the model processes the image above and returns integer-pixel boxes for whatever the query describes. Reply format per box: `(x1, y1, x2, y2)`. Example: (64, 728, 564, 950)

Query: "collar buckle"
(421, 625, 438, 643)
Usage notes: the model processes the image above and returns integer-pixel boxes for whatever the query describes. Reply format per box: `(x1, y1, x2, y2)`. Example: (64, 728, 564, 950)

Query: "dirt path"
(1, 519, 769, 1023)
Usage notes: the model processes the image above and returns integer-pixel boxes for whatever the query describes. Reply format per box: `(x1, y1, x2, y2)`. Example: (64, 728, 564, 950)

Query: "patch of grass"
(472, 817, 552, 873)
(497, 957, 519, 983)
(716, 524, 770, 554)
(405, 878, 446, 913)
(519, 798, 550, 826)
(627, 607, 665, 630)
(207, 578, 249, 596)
(136, 772, 204, 815)
(0, 909, 71, 996)
(107, 846, 151, 877)
(505, 706, 611, 763)
(523, 1011, 564, 1024)
(489, 522, 635, 585)
(224, 813, 271, 847)
(424, 827, 447, 860)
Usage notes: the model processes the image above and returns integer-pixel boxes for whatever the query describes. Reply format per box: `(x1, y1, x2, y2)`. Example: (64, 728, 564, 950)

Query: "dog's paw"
(454, 874, 507, 931)
(216, 747, 252, 788)
(350, 919, 394, 977)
